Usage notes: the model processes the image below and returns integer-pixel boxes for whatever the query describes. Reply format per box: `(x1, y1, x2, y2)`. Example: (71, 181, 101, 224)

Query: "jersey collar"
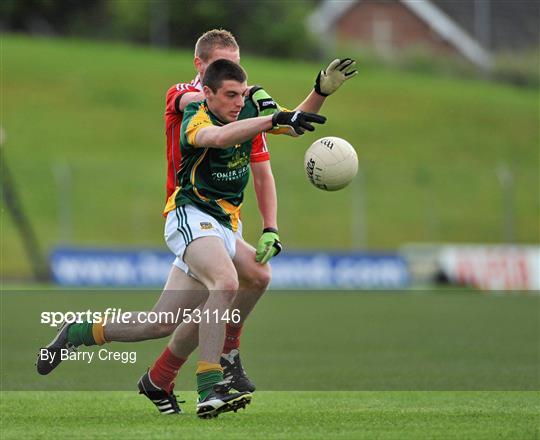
(192, 75, 202, 91)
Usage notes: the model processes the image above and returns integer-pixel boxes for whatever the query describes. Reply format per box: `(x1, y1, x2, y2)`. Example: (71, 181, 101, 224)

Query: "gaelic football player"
(36, 30, 357, 416)
(155, 59, 325, 417)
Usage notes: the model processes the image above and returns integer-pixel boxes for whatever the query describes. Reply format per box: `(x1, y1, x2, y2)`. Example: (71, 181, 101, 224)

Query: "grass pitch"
(1, 391, 538, 439)
(1, 290, 538, 438)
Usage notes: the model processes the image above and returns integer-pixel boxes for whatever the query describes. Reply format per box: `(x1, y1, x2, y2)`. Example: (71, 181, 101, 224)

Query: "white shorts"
(164, 204, 242, 274)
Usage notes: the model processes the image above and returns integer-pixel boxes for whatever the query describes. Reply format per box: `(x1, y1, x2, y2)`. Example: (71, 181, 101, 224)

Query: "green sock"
(67, 322, 96, 347)
(197, 370, 223, 401)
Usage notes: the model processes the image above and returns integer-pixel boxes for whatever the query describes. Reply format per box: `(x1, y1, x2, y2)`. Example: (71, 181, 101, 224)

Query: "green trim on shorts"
(181, 206, 194, 242)
(175, 207, 192, 243)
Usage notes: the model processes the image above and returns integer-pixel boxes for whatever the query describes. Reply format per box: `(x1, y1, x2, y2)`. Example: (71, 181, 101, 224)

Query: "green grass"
(2, 34, 539, 278)
(1, 391, 538, 439)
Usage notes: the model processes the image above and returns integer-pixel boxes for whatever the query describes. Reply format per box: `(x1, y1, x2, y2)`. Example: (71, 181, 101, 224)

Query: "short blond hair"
(195, 29, 239, 62)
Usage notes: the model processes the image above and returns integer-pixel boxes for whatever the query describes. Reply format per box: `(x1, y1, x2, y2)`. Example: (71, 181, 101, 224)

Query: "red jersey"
(165, 75, 270, 200)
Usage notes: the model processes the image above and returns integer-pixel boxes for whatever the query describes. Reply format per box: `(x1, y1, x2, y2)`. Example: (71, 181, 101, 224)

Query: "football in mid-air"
(304, 136, 358, 191)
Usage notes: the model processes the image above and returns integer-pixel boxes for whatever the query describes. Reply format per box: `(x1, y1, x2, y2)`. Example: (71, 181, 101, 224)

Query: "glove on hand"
(271, 111, 326, 135)
(256, 228, 282, 264)
(314, 58, 358, 96)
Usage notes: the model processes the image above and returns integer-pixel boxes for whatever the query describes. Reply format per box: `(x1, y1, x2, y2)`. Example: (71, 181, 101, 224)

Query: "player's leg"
(36, 208, 208, 376)
(137, 207, 217, 414)
(182, 236, 251, 418)
(115, 207, 209, 341)
(131, 269, 208, 415)
(36, 265, 207, 376)
(184, 236, 238, 364)
(143, 241, 265, 399)
(139, 248, 236, 414)
(140, 206, 251, 416)
(138, 305, 204, 415)
(165, 306, 203, 359)
(149, 240, 270, 358)
(232, 238, 272, 322)
(104, 265, 208, 342)
(143, 241, 268, 397)
(220, 238, 271, 391)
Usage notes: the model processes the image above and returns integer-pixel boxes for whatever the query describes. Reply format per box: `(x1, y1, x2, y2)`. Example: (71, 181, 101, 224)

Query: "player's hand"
(249, 86, 280, 116)
(271, 111, 326, 135)
(250, 86, 296, 137)
(256, 228, 282, 264)
(314, 58, 358, 96)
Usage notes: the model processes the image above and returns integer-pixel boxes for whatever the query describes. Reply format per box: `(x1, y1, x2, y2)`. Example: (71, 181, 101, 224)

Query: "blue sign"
(50, 247, 174, 286)
(50, 248, 409, 289)
(270, 252, 409, 289)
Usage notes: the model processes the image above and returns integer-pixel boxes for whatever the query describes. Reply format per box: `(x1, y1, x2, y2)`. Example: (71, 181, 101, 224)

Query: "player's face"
(197, 48, 241, 77)
(205, 80, 247, 123)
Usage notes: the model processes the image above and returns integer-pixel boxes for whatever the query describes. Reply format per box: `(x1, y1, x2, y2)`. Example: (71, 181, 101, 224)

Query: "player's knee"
(254, 266, 271, 291)
(246, 264, 271, 292)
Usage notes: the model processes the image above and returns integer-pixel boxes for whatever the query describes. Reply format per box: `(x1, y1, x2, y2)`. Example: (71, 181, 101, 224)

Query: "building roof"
(308, 0, 493, 70)
(431, 0, 539, 51)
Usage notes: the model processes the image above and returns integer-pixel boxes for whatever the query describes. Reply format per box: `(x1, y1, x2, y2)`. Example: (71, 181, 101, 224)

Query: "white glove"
(314, 58, 358, 96)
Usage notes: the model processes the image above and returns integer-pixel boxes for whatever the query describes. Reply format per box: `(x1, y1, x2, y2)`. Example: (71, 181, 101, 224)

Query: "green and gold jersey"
(163, 98, 259, 231)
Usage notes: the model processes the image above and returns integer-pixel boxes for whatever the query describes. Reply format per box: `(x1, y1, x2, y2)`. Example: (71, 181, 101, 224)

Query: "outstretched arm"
(193, 112, 326, 148)
(251, 59, 356, 136)
(296, 58, 358, 113)
(195, 115, 274, 148)
(294, 90, 326, 114)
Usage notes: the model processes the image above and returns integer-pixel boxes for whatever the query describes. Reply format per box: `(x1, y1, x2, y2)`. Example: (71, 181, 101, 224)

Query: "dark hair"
(195, 29, 239, 61)
(202, 59, 247, 93)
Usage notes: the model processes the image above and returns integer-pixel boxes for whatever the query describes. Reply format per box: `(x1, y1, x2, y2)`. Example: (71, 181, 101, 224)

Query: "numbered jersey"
(163, 98, 260, 232)
(164, 76, 269, 201)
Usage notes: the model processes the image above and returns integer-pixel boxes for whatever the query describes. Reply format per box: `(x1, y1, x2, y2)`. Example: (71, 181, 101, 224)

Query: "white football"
(304, 136, 358, 191)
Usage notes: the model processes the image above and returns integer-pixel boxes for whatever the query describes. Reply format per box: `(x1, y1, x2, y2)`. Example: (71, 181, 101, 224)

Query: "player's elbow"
(197, 133, 227, 149)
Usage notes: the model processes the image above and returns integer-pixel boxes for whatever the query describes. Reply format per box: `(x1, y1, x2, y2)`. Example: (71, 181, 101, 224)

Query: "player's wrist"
(251, 85, 280, 117)
(262, 227, 278, 234)
(271, 112, 280, 128)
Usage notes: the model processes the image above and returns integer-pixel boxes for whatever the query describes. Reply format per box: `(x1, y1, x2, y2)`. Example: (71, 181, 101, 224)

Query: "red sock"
(149, 347, 186, 393)
(222, 324, 243, 354)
